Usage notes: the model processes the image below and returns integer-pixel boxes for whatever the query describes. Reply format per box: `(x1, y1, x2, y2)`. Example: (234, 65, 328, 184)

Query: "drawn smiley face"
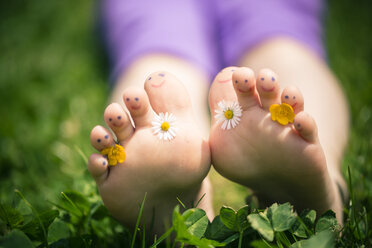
(281, 86, 304, 113)
(233, 67, 255, 93)
(123, 89, 149, 117)
(147, 72, 166, 88)
(214, 66, 239, 84)
(257, 69, 279, 94)
(90, 126, 113, 150)
(125, 96, 142, 111)
(104, 103, 126, 128)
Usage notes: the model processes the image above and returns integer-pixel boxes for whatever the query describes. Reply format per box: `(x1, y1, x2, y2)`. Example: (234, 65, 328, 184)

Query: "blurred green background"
(0, 0, 371, 223)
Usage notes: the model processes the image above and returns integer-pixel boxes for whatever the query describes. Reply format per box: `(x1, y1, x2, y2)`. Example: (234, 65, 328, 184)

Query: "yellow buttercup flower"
(270, 103, 295, 125)
(101, 144, 126, 166)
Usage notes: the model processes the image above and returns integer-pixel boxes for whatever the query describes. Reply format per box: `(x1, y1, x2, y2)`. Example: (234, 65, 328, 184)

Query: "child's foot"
(88, 71, 211, 232)
(209, 67, 342, 221)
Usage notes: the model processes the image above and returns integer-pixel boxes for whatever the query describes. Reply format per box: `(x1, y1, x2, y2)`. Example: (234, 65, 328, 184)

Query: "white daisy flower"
(152, 112, 178, 141)
(214, 100, 242, 130)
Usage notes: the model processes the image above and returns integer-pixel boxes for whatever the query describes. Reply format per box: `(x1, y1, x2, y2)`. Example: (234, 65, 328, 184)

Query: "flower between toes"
(101, 144, 126, 166)
(270, 103, 295, 125)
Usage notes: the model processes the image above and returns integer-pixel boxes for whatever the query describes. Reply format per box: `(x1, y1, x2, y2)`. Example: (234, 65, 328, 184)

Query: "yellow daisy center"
(161, 121, 170, 131)
(224, 110, 234, 120)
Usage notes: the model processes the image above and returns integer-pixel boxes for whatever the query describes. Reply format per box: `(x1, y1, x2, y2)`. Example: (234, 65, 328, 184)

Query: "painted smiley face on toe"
(123, 88, 150, 117)
(232, 67, 256, 94)
(214, 66, 239, 84)
(256, 69, 279, 95)
(147, 72, 167, 88)
(281, 86, 304, 114)
(104, 103, 127, 128)
(90, 125, 114, 151)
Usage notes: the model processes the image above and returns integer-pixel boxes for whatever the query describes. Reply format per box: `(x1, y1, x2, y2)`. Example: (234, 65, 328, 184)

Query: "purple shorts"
(100, 0, 325, 82)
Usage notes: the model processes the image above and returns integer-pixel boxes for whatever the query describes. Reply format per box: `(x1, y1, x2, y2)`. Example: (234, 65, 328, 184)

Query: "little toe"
(104, 103, 133, 142)
(294, 112, 318, 143)
(88, 153, 109, 184)
(232, 67, 259, 109)
(144, 71, 192, 115)
(256, 68, 281, 110)
(123, 87, 153, 128)
(281, 86, 304, 114)
(209, 66, 239, 118)
(90, 125, 115, 151)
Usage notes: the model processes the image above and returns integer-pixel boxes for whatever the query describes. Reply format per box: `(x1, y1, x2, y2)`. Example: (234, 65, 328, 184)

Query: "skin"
(209, 66, 344, 224)
(239, 38, 349, 223)
(88, 71, 211, 233)
(90, 37, 348, 229)
(281, 86, 304, 114)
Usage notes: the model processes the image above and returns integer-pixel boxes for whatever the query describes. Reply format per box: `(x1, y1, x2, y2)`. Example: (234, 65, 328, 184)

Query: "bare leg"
(111, 54, 210, 137)
(88, 54, 215, 232)
(208, 38, 348, 224)
(112, 54, 214, 219)
(239, 37, 349, 207)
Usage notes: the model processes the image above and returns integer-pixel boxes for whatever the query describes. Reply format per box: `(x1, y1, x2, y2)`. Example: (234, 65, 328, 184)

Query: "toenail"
(158, 73, 165, 77)
(245, 79, 248, 83)
(135, 97, 139, 101)
(235, 80, 238, 84)
(126, 98, 130, 101)
(109, 118, 112, 122)
(97, 139, 101, 143)
(104, 135, 109, 139)
(261, 77, 264, 81)
(102, 161, 106, 166)
(272, 77, 275, 81)
(117, 116, 122, 120)
(285, 95, 289, 99)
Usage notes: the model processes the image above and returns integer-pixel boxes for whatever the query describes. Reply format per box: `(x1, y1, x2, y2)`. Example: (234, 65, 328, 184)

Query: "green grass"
(0, 0, 371, 246)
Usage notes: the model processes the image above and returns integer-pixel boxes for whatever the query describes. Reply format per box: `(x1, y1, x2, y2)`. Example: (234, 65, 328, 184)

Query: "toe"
(90, 125, 115, 151)
(232, 67, 259, 109)
(123, 87, 153, 128)
(144, 71, 192, 115)
(256, 68, 281, 110)
(209, 66, 239, 117)
(281, 86, 304, 114)
(293, 112, 318, 143)
(88, 153, 109, 184)
(104, 103, 134, 142)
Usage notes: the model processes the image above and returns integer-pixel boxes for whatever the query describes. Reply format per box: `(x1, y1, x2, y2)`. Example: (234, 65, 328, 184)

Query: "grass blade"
(131, 192, 147, 248)
(15, 189, 49, 248)
(194, 193, 206, 208)
(150, 227, 174, 248)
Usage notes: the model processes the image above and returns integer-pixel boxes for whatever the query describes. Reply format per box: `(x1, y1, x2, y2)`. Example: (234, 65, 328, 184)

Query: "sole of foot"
(88, 71, 211, 233)
(209, 66, 342, 222)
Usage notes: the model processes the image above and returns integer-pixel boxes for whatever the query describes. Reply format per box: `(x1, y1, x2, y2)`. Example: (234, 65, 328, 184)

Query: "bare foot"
(209, 67, 343, 222)
(88, 71, 211, 232)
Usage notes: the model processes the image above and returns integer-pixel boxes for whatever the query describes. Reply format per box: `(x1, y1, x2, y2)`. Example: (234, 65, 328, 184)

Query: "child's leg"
(210, 0, 348, 222)
(239, 37, 349, 206)
(89, 0, 217, 231)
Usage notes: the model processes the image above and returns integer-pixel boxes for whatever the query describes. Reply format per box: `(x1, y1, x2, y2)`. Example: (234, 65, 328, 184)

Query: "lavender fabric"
(100, 0, 325, 82)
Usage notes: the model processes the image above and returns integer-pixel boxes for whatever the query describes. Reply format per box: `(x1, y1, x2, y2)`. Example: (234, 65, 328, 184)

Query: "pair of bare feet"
(88, 67, 342, 232)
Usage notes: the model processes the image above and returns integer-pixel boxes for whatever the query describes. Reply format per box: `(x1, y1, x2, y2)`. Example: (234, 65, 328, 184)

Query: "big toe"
(294, 112, 318, 143)
(208, 66, 239, 120)
(144, 71, 193, 116)
(256, 68, 281, 110)
(232, 67, 259, 109)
